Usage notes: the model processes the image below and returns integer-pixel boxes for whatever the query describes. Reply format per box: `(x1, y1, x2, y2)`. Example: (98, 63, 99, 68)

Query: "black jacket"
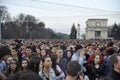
(87, 62, 105, 80)
(101, 69, 120, 80)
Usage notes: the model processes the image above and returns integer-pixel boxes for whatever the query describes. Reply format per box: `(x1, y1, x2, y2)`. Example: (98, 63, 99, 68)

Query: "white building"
(86, 19, 109, 39)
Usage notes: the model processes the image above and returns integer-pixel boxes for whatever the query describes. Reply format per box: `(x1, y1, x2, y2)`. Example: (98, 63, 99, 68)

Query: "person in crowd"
(39, 56, 56, 80)
(79, 49, 87, 74)
(41, 49, 47, 58)
(39, 58, 43, 71)
(25, 46, 33, 58)
(106, 42, 114, 56)
(71, 44, 83, 61)
(51, 54, 65, 80)
(87, 54, 105, 80)
(6, 59, 19, 80)
(56, 48, 67, 74)
(14, 57, 42, 80)
(20, 45, 26, 58)
(5, 56, 13, 73)
(51, 47, 56, 55)
(87, 47, 99, 64)
(0, 46, 11, 80)
(20, 58, 29, 71)
(11, 48, 19, 62)
(13, 69, 43, 80)
(36, 48, 41, 57)
(14, 44, 22, 65)
(66, 51, 72, 64)
(104, 42, 115, 75)
(101, 54, 120, 80)
(6, 57, 13, 67)
(29, 56, 41, 74)
(66, 61, 89, 80)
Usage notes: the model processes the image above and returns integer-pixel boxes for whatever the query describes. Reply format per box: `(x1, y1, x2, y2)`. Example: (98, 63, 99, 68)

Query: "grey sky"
(1, 0, 120, 34)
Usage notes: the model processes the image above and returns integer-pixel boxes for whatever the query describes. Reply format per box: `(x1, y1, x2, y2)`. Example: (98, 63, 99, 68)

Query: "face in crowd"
(94, 55, 100, 64)
(56, 49, 63, 58)
(22, 59, 28, 69)
(10, 59, 18, 71)
(42, 56, 52, 68)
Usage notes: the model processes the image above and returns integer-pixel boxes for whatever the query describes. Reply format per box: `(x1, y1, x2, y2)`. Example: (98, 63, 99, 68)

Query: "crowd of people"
(0, 39, 120, 80)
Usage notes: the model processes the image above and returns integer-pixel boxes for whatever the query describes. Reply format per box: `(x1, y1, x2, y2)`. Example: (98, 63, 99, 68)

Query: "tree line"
(0, 6, 69, 39)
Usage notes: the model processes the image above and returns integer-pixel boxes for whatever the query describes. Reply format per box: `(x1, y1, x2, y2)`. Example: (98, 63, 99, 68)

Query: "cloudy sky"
(1, 0, 120, 34)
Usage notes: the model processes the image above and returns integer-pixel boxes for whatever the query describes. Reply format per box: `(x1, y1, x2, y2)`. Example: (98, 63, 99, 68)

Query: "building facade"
(86, 19, 109, 39)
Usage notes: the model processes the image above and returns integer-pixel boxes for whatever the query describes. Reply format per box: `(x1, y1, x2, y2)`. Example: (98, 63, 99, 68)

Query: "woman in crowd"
(6, 56, 13, 70)
(21, 58, 29, 71)
(51, 54, 65, 80)
(49, 46, 56, 56)
(39, 56, 56, 80)
(66, 51, 72, 64)
(36, 48, 41, 57)
(41, 49, 47, 58)
(6, 59, 19, 80)
(87, 54, 105, 80)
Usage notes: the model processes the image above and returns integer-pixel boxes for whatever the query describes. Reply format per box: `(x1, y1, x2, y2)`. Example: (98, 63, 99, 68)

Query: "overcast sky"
(1, 0, 120, 34)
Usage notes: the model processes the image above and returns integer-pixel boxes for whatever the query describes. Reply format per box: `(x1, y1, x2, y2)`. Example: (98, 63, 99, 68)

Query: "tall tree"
(0, 6, 11, 22)
(70, 23, 77, 39)
(0, 6, 11, 39)
(110, 23, 120, 40)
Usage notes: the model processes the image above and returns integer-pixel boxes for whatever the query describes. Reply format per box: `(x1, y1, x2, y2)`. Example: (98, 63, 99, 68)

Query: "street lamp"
(0, 9, 3, 40)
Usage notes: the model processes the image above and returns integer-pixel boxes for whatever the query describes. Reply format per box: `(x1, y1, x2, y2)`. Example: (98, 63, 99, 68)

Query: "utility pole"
(77, 23, 80, 39)
(0, 9, 2, 40)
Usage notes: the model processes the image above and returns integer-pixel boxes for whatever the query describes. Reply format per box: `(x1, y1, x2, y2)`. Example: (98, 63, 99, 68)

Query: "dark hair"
(67, 61, 81, 77)
(42, 55, 50, 63)
(107, 42, 114, 47)
(15, 44, 21, 50)
(21, 58, 29, 70)
(12, 48, 18, 52)
(6, 59, 19, 76)
(92, 54, 100, 63)
(42, 55, 51, 70)
(0, 46, 11, 59)
(107, 48, 114, 56)
(14, 70, 43, 80)
(66, 51, 72, 58)
(26, 46, 31, 49)
(41, 49, 47, 57)
(29, 56, 41, 73)
(75, 44, 83, 51)
(51, 54, 60, 76)
(31, 45, 36, 53)
(110, 54, 120, 68)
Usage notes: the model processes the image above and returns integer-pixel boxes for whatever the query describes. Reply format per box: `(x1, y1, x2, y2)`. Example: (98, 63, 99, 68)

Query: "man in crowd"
(66, 61, 84, 80)
(101, 54, 120, 80)
(56, 48, 67, 74)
